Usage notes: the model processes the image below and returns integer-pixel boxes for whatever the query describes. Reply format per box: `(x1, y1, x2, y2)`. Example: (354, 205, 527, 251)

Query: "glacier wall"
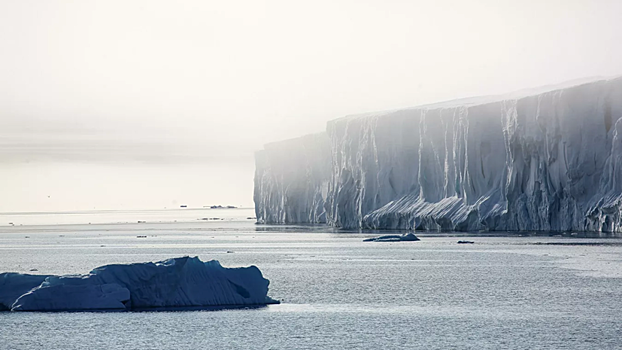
(254, 133, 331, 224)
(255, 78, 622, 232)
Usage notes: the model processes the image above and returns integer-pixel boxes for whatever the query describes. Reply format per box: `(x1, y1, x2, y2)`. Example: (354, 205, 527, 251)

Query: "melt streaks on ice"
(0, 257, 278, 311)
(255, 77, 622, 233)
(254, 133, 331, 224)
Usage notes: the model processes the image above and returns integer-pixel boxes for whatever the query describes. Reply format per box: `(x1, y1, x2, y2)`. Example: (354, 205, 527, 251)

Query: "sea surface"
(1, 208, 622, 349)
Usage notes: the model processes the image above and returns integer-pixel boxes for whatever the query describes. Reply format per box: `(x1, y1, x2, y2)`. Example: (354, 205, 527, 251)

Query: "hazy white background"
(1, 0, 621, 212)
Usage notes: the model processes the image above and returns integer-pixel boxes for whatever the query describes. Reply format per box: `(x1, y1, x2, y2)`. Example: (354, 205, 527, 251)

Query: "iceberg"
(363, 233, 420, 242)
(255, 77, 622, 233)
(0, 273, 51, 311)
(1, 257, 278, 311)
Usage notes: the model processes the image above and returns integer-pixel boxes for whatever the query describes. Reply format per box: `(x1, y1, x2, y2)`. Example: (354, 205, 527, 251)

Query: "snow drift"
(255, 77, 622, 233)
(0, 257, 278, 311)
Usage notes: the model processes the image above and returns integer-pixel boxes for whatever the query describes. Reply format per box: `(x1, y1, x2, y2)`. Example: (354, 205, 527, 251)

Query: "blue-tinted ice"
(0, 256, 278, 311)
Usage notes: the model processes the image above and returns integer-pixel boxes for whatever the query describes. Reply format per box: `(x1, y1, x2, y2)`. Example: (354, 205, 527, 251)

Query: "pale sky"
(1, 0, 621, 212)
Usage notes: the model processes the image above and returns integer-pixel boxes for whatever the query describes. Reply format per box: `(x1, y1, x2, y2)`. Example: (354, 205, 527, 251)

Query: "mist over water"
(2, 0, 622, 212)
(2, 3, 622, 349)
(0, 161, 255, 212)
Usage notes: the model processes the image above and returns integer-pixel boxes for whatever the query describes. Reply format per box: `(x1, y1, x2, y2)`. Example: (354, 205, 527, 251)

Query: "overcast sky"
(1, 0, 621, 212)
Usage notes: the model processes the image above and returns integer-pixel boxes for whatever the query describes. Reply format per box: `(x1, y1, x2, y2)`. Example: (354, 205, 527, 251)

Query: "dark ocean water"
(1, 210, 621, 349)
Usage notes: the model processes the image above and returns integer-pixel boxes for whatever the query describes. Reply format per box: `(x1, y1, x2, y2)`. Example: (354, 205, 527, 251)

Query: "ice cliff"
(254, 133, 331, 224)
(0, 257, 278, 311)
(255, 77, 622, 233)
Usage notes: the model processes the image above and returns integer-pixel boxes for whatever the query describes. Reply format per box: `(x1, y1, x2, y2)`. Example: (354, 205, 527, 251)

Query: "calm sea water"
(1, 209, 622, 349)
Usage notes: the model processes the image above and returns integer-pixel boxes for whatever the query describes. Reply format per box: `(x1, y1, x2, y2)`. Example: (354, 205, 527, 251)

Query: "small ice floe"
(363, 232, 420, 242)
(457, 240, 475, 244)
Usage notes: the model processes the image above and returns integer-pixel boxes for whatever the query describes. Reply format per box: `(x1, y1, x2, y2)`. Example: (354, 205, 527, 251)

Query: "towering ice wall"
(254, 133, 331, 224)
(255, 78, 622, 232)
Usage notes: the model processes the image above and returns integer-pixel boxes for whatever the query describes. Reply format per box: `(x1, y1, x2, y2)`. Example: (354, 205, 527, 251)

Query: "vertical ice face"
(254, 133, 331, 224)
(254, 77, 622, 232)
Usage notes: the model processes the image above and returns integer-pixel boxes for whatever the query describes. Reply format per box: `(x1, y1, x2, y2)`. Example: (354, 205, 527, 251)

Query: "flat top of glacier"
(335, 75, 620, 121)
(259, 75, 621, 148)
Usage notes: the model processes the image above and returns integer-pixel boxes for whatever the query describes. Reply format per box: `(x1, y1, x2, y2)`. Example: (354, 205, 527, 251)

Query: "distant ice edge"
(0, 257, 279, 312)
(254, 77, 622, 233)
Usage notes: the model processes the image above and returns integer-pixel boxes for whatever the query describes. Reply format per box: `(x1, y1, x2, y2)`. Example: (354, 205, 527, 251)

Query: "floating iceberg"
(255, 77, 622, 233)
(0, 273, 51, 311)
(0, 257, 278, 311)
(363, 233, 420, 242)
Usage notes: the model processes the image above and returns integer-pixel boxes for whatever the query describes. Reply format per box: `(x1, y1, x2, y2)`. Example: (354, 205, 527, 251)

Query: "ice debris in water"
(363, 232, 420, 242)
(0, 256, 278, 312)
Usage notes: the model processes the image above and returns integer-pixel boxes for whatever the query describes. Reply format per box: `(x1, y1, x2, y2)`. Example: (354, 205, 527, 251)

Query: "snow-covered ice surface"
(1, 215, 622, 349)
(2, 256, 277, 311)
(255, 77, 622, 232)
